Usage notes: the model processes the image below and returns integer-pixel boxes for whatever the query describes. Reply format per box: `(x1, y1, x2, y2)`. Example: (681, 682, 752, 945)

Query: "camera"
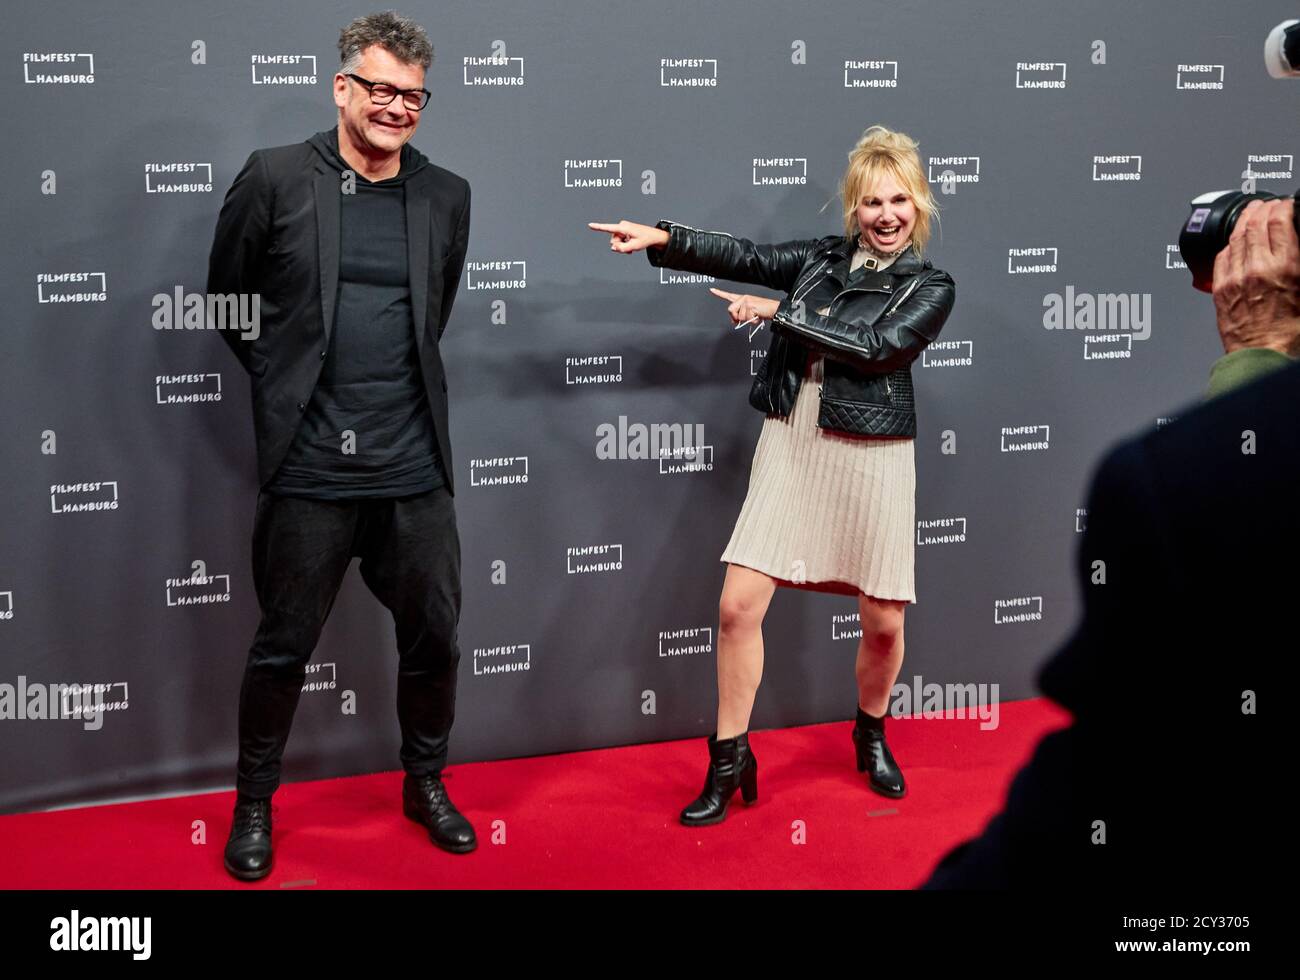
(1179, 188, 1300, 292)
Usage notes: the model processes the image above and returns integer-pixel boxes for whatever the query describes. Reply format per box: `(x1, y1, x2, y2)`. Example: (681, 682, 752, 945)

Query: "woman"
(589, 125, 956, 825)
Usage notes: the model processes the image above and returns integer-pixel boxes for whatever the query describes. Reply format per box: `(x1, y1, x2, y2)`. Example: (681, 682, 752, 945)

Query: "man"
(921, 198, 1295, 888)
(207, 11, 473, 881)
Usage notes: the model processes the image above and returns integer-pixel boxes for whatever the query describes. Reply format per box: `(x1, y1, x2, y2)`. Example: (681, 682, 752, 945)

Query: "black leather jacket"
(646, 220, 956, 438)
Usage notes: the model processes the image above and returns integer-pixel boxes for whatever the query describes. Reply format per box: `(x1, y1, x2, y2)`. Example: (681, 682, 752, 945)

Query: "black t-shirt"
(268, 139, 444, 499)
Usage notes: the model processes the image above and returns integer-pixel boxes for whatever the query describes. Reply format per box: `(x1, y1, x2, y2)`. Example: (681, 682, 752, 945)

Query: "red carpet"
(0, 698, 1069, 889)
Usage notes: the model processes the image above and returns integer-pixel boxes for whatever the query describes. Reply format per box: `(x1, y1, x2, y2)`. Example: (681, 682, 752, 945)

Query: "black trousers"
(235, 486, 461, 800)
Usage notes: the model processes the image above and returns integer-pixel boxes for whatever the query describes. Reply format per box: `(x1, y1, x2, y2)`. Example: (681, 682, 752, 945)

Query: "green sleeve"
(1206, 348, 1295, 399)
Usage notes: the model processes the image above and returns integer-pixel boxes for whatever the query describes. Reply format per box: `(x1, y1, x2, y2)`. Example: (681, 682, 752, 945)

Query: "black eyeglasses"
(345, 73, 430, 111)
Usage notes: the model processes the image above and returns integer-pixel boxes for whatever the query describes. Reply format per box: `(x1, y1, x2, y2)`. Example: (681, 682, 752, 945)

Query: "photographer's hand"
(1212, 198, 1300, 356)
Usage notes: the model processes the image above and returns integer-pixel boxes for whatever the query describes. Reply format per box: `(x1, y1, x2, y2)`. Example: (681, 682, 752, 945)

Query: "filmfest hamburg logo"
(832, 612, 862, 641)
(0, 591, 12, 621)
(37, 272, 106, 303)
(50, 482, 118, 513)
(464, 51, 524, 86)
(753, 157, 807, 186)
(661, 58, 717, 86)
(564, 159, 622, 188)
(470, 456, 529, 487)
(917, 518, 966, 545)
(250, 54, 317, 84)
(473, 644, 531, 676)
(144, 163, 213, 193)
(1176, 64, 1224, 89)
(1000, 425, 1049, 452)
(165, 562, 230, 606)
(994, 596, 1043, 624)
(62, 682, 129, 717)
(566, 544, 623, 574)
(659, 442, 713, 474)
(302, 662, 336, 693)
(566, 355, 622, 385)
(156, 373, 221, 404)
(1076, 508, 1088, 533)
(22, 52, 94, 83)
(928, 156, 979, 184)
(1245, 153, 1294, 181)
(921, 340, 972, 367)
(658, 627, 713, 657)
(466, 260, 525, 289)
(1015, 61, 1066, 88)
(844, 59, 898, 87)
(1092, 155, 1141, 181)
(1008, 247, 1057, 274)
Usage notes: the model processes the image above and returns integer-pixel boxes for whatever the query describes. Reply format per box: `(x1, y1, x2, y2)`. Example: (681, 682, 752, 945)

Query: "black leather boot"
(853, 707, 906, 798)
(680, 732, 758, 826)
(223, 794, 273, 881)
(403, 774, 477, 853)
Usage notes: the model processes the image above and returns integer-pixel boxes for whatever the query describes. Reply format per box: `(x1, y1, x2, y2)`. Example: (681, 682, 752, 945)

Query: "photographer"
(922, 195, 1298, 888)
(1207, 196, 1299, 395)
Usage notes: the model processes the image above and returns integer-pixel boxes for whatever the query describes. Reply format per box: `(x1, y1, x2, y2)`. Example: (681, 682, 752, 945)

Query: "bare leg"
(855, 593, 907, 717)
(715, 563, 778, 739)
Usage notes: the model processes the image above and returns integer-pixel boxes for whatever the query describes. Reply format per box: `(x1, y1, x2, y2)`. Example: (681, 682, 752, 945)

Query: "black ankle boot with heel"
(680, 732, 758, 826)
(852, 707, 906, 799)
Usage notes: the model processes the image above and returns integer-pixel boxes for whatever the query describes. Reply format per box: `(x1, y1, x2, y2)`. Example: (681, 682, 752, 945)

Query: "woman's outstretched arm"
(589, 219, 826, 293)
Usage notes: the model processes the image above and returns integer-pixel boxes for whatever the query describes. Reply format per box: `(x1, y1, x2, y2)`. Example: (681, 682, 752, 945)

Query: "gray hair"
(338, 10, 433, 74)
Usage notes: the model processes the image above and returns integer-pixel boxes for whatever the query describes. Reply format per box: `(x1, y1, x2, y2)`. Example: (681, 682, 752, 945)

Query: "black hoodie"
(267, 126, 444, 498)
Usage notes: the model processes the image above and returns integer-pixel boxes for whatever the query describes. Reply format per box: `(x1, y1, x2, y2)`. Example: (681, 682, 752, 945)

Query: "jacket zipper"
(883, 275, 923, 316)
(776, 256, 829, 414)
(790, 258, 830, 304)
(780, 257, 915, 422)
(775, 253, 910, 414)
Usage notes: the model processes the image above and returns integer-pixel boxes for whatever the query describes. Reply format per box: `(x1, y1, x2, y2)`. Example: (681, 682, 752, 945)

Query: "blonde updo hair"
(830, 125, 941, 258)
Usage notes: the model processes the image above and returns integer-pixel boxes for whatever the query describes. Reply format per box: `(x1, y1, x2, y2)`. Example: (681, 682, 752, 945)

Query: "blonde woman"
(589, 126, 956, 825)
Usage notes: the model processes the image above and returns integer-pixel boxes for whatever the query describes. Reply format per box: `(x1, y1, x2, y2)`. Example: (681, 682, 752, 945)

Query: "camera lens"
(1180, 188, 1300, 292)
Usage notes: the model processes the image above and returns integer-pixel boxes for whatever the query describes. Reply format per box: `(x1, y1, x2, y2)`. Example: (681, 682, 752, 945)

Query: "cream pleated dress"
(720, 245, 917, 602)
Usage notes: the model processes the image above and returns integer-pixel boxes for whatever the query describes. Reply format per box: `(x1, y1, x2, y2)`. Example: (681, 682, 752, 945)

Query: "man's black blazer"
(922, 358, 1293, 888)
(206, 139, 471, 493)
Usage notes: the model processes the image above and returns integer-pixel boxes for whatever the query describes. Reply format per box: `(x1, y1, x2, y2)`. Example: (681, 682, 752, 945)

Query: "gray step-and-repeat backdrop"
(2, 0, 1293, 813)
